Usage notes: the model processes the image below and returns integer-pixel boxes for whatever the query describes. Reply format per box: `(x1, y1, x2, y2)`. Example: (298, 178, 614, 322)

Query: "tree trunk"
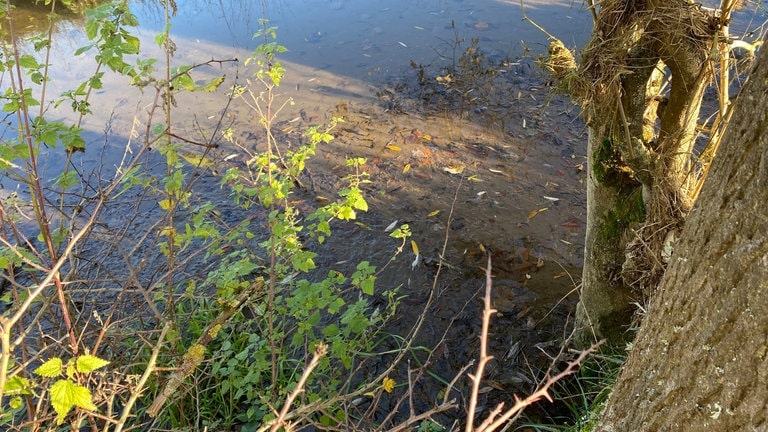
(546, 0, 727, 346)
(593, 32, 768, 430)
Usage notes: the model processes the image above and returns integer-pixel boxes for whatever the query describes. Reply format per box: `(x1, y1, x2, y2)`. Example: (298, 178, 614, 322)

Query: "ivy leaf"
(49, 379, 97, 424)
(35, 358, 63, 378)
(76, 355, 110, 374)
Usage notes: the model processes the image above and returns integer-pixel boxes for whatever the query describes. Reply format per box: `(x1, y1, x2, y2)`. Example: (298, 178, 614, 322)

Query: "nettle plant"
(154, 24, 411, 429)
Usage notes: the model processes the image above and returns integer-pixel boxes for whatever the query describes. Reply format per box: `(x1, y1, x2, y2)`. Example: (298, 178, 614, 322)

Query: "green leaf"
(122, 34, 140, 54)
(3, 375, 32, 395)
(74, 44, 94, 56)
(76, 355, 110, 373)
(198, 75, 226, 92)
(9, 396, 22, 410)
(35, 358, 63, 378)
(18, 54, 39, 69)
(49, 379, 97, 424)
(361, 277, 375, 296)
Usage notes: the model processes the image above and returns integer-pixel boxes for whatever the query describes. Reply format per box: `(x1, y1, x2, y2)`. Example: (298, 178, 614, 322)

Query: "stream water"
(4, 0, 765, 428)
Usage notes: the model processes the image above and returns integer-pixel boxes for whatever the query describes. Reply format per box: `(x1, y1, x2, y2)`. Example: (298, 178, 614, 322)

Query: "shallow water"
(3, 0, 764, 426)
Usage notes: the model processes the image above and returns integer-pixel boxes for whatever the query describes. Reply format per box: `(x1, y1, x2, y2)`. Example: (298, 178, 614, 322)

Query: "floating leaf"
(527, 208, 549, 220)
(427, 209, 440, 217)
(411, 253, 421, 270)
(385, 144, 401, 152)
(179, 151, 215, 167)
(384, 220, 399, 232)
(402, 163, 411, 174)
(443, 165, 465, 175)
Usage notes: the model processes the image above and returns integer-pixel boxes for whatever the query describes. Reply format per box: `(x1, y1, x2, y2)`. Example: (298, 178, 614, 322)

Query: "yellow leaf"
(527, 207, 549, 220)
(422, 134, 432, 141)
(427, 209, 440, 217)
(158, 198, 173, 210)
(179, 151, 214, 168)
(411, 240, 419, 256)
(403, 163, 411, 174)
(385, 144, 401, 151)
(479, 243, 486, 253)
(467, 175, 483, 182)
(443, 165, 465, 175)
(382, 376, 395, 393)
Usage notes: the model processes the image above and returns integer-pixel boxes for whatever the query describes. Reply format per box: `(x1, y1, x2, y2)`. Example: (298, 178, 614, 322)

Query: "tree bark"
(561, 0, 718, 346)
(593, 34, 768, 430)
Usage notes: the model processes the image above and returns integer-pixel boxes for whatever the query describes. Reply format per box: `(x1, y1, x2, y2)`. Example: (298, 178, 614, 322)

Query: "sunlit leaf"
(427, 210, 440, 217)
(527, 208, 549, 220)
(385, 144, 401, 152)
(4, 376, 31, 395)
(443, 165, 465, 175)
(35, 358, 63, 378)
(76, 355, 110, 374)
(402, 163, 411, 174)
(382, 377, 395, 393)
(198, 75, 226, 92)
(158, 199, 172, 211)
(49, 379, 97, 424)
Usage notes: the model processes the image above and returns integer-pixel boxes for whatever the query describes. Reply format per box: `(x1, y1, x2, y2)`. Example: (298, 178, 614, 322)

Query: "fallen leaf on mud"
(422, 134, 432, 141)
(315, 196, 330, 203)
(443, 165, 465, 174)
(402, 163, 411, 174)
(427, 209, 440, 217)
(559, 239, 573, 245)
(385, 144, 401, 151)
(553, 272, 568, 279)
(467, 175, 483, 182)
(527, 208, 549, 220)
(488, 168, 505, 174)
(543, 196, 560, 202)
(384, 220, 399, 232)
(411, 240, 419, 256)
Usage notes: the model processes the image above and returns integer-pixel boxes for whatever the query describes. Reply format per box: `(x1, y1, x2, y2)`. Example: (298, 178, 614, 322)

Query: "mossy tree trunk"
(593, 27, 768, 429)
(546, 0, 747, 345)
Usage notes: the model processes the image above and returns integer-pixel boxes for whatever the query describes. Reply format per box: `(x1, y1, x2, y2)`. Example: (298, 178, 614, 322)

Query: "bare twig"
(267, 343, 328, 432)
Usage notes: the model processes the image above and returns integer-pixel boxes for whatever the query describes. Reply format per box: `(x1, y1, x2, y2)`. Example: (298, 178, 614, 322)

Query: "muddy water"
(1, 0, 597, 425)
